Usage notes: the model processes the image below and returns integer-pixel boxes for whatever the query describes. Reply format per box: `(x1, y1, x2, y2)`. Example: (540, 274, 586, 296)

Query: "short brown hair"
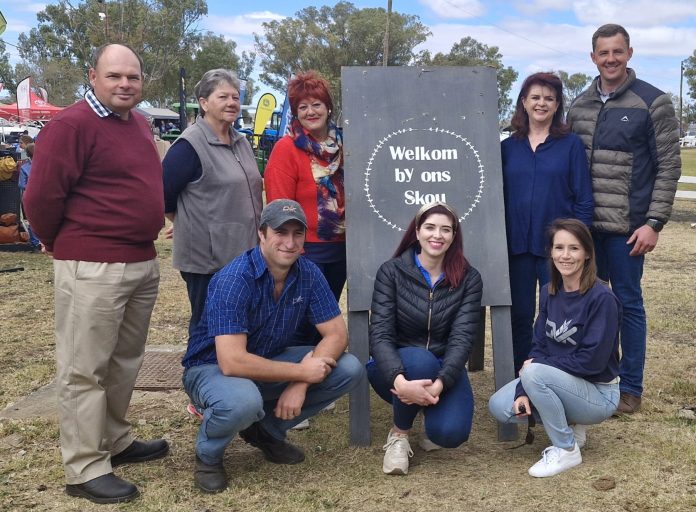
(25, 143, 35, 158)
(592, 24, 630, 51)
(19, 135, 33, 146)
(547, 218, 597, 295)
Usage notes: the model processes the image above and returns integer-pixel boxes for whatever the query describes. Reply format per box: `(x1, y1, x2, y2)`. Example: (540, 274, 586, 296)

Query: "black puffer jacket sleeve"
(369, 260, 405, 388)
(369, 254, 484, 391)
(436, 268, 483, 390)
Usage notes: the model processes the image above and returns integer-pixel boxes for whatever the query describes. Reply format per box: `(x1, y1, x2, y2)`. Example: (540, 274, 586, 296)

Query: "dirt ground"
(0, 200, 695, 512)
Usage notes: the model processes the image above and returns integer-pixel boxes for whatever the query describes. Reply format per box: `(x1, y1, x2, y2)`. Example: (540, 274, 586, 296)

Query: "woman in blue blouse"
(502, 72, 593, 374)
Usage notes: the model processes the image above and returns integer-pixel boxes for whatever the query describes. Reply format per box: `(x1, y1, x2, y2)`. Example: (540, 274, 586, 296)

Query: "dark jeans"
(509, 253, 550, 373)
(294, 260, 346, 346)
(593, 232, 646, 397)
(180, 271, 214, 341)
(367, 347, 474, 448)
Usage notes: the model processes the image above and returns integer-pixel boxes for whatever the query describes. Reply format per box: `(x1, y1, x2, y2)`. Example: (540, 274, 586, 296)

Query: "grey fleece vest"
(172, 117, 263, 274)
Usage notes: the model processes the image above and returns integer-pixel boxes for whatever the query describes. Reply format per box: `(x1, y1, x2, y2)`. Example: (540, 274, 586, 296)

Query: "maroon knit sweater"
(24, 101, 163, 262)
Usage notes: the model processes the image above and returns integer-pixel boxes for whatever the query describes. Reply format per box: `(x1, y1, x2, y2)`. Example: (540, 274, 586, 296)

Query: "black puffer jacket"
(369, 249, 483, 391)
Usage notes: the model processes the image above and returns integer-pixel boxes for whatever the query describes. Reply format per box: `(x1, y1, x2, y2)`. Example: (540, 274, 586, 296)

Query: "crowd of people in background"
(14, 20, 682, 505)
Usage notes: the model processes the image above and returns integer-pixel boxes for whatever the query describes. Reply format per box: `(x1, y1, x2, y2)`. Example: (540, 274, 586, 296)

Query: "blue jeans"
(488, 363, 619, 449)
(367, 347, 474, 448)
(183, 346, 364, 465)
(509, 253, 550, 373)
(593, 232, 646, 397)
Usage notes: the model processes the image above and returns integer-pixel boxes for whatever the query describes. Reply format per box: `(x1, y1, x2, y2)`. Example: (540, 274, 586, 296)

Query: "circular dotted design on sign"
(364, 127, 486, 231)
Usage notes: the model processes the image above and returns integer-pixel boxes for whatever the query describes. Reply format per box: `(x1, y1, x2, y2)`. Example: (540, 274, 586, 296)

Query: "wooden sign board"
(342, 66, 517, 444)
(342, 66, 511, 311)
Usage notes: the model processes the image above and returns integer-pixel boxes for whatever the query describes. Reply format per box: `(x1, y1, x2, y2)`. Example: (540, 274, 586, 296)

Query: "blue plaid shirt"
(182, 246, 341, 369)
(84, 89, 117, 118)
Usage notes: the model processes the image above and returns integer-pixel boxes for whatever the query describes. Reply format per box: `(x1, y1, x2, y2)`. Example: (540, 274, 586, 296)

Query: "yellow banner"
(253, 93, 277, 136)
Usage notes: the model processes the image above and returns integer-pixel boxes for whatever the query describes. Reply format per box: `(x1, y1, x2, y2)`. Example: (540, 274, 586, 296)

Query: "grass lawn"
(1, 199, 695, 511)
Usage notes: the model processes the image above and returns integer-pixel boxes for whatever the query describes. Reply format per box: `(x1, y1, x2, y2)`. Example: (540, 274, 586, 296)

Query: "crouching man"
(181, 199, 364, 493)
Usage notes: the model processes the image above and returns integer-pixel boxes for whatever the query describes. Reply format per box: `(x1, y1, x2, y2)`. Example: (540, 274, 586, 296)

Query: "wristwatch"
(645, 218, 664, 232)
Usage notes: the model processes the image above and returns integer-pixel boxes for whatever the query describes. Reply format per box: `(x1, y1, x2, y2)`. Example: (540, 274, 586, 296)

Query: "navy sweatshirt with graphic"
(516, 281, 621, 399)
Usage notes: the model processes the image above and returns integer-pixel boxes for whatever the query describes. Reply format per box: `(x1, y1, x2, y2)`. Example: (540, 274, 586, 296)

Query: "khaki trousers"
(53, 259, 160, 484)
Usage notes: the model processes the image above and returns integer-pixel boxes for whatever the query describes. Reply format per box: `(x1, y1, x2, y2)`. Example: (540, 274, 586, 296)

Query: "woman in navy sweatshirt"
(489, 218, 620, 478)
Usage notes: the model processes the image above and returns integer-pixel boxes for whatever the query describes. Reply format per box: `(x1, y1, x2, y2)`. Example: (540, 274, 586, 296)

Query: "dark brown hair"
(393, 203, 469, 288)
(592, 24, 630, 51)
(511, 72, 568, 139)
(547, 218, 597, 295)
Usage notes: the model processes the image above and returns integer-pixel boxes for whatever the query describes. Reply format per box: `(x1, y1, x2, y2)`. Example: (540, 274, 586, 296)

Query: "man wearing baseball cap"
(181, 199, 364, 493)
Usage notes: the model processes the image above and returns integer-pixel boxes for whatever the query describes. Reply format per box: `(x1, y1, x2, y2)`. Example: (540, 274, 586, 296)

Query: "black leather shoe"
(111, 439, 169, 467)
(194, 455, 228, 493)
(65, 473, 139, 504)
(239, 422, 305, 464)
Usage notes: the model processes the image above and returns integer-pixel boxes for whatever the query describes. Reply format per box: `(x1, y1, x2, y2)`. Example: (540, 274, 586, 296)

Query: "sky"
(1, 0, 696, 105)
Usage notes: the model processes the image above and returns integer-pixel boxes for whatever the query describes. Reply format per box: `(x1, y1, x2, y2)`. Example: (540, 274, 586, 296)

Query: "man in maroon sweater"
(24, 44, 168, 504)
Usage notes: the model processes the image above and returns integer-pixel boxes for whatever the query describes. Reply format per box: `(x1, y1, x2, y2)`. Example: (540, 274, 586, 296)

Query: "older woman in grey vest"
(163, 69, 263, 342)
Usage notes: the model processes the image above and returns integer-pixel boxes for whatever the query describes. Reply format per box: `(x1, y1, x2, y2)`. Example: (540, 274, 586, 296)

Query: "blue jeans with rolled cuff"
(367, 346, 474, 449)
(183, 346, 364, 465)
(488, 363, 619, 449)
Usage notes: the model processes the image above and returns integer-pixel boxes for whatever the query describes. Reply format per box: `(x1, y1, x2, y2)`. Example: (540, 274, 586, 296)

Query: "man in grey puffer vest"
(567, 24, 681, 414)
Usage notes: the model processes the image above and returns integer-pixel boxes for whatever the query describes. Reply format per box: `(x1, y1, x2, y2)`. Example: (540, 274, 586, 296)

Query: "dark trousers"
(181, 271, 214, 341)
(508, 253, 549, 373)
(367, 347, 474, 448)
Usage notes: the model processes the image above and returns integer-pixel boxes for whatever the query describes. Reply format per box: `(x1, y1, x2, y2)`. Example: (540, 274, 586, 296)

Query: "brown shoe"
(616, 392, 642, 414)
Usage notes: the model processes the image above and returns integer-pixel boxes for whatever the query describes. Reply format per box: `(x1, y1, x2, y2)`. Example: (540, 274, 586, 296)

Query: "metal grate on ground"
(134, 350, 185, 390)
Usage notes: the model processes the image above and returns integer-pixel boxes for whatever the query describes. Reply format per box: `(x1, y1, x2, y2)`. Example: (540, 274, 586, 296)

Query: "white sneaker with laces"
(571, 424, 587, 449)
(382, 431, 413, 475)
(528, 443, 582, 478)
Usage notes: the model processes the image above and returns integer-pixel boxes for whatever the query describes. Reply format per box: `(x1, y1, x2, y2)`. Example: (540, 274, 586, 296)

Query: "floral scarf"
(290, 118, 345, 241)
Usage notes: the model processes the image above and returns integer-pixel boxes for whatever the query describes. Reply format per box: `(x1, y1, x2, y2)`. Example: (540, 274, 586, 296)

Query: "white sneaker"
(571, 424, 587, 449)
(323, 401, 336, 412)
(528, 443, 582, 478)
(382, 431, 413, 475)
(291, 419, 310, 430)
(418, 433, 442, 452)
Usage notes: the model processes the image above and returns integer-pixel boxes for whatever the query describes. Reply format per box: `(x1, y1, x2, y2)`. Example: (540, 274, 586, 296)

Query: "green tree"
(685, 50, 696, 102)
(557, 70, 592, 113)
(415, 37, 518, 120)
(254, 1, 430, 113)
(178, 34, 257, 105)
(0, 40, 16, 97)
(14, 59, 85, 106)
(186, 32, 240, 85)
(16, 0, 208, 106)
(239, 51, 258, 104)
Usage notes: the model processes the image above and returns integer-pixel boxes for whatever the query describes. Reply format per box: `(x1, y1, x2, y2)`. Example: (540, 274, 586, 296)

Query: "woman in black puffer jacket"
(368, 202, 483, 476)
